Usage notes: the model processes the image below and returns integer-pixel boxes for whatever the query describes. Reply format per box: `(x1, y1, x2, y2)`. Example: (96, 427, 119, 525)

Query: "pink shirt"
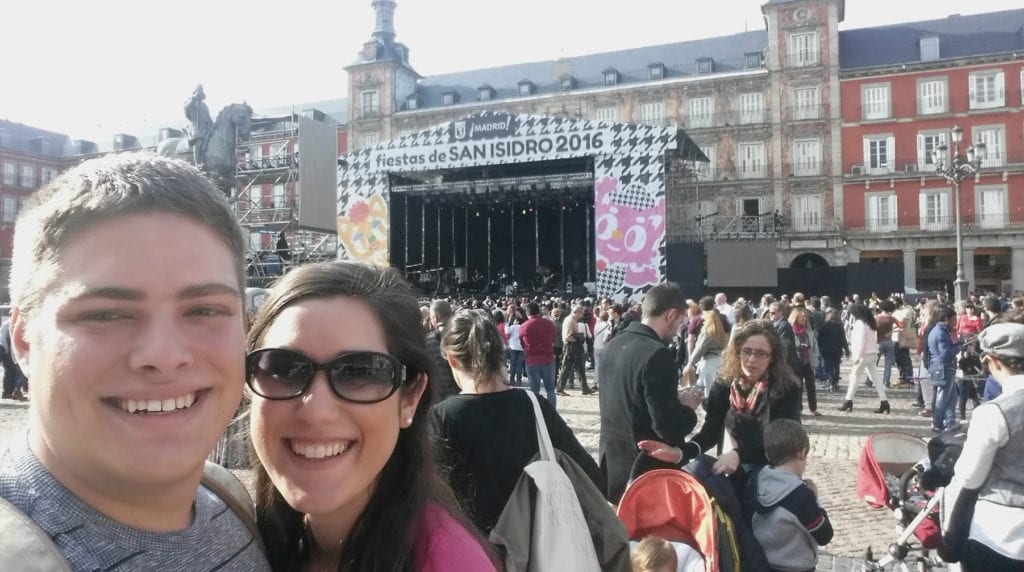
(416, 503, 496, 572)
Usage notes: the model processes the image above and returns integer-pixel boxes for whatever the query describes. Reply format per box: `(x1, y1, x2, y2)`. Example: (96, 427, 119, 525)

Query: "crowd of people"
(0, 151, 1020, 571)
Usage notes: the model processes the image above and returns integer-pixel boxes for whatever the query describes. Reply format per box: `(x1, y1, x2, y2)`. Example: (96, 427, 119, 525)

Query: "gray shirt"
(0, 432, 269, 571)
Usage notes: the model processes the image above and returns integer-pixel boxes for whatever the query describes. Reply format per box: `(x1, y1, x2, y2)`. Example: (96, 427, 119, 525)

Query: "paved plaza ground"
(0, 358, 953, 570)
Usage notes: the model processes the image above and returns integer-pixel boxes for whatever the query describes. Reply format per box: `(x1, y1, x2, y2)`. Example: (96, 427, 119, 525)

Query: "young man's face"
(13, 212, 245, 496)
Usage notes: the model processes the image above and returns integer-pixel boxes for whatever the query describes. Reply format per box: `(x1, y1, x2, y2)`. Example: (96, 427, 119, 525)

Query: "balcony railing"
(788, 104, 825, 121)
(846, 213, 1024, 233)
(787, 161, 828, 177)
(860, 105, 892, 121)
(786, 52, 821, 68)
(684, 109, 770, 129)
(682, 213, 779, 241)
(846, 152, 1024, 178)
(238, 154, 299, 172)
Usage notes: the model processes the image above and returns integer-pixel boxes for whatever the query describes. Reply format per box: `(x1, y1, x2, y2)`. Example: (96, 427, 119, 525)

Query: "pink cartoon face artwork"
(594, 176, 666, 287)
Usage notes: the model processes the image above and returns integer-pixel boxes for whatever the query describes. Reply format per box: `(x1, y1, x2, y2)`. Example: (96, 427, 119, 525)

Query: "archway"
(790, 253, 830, 269)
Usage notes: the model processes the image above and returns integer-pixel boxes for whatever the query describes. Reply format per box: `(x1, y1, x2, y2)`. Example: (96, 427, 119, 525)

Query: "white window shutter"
(863, 138, 870, 169)
(996, 73, 1005, 102)
(919, 193, 928, 230)
(943, 191, 952, 222)
(917, 133, 925, 166)
(886, 136, 896, 171)
(969, 77, 977, 104)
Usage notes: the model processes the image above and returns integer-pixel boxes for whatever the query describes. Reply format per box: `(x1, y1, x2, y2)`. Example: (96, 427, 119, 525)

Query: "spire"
(372, 0, 397, 42)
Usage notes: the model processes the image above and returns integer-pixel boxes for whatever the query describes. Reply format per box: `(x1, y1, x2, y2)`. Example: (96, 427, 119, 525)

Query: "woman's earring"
(405, 416, 414, 427)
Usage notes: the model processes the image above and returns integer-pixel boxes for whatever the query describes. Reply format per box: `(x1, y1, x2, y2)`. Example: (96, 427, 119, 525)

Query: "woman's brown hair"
(717, 320, 800, 398)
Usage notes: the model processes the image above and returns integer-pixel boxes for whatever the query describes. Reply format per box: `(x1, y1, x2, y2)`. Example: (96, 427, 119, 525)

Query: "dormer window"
(696, 58, 714, 75)
(603, 68, 619, 86)
(560, 75, 575, 91)
(648, 64, 665, 81)
(920, 36, 940, 62)
(407, 95, 420, 110)
(517, 80, 535, 96)
(478, 85, 495, 101)
(442, 91, 458, 106)
(745, 52, 764, 69)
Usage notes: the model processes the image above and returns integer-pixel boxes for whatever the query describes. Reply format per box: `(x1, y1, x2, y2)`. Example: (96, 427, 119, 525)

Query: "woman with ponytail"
(432, 309, 604, 534)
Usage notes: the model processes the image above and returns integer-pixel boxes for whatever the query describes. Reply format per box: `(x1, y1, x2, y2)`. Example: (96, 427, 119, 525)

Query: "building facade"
(839, 9, 1024, 294)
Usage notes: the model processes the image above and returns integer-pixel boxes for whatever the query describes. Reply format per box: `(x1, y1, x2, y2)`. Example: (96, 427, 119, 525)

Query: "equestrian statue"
(157, 85, 252, 196)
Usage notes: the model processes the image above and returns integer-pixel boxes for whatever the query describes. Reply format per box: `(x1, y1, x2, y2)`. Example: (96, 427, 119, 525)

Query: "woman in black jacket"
(817, 308, 850, 392)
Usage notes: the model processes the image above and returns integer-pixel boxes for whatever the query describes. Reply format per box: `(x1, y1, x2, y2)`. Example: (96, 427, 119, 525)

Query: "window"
(862, 84, 891, 120)
(407, 97, 419, 110)
(788, 32, 819, 67)
(3, 162, 16, 186)
(737, 142, 766, 179)
(687, 97, 712, 128)
(745, 52, 763, 69)
(639, 102, 665, 125)
(738, 93, 764, 124)
(41, 167, 57, 186)
(1, 195, 18, 223)
(249, 144, 263, 163)
(398, 128, 416, 139)
(518, 82, 533, 96)
(478, 87, 493, 101)
(977, 185, 1007, 229)
(792, 87, 820, 120)
(594, 106, 618, 123)
(249, 185, 263, 207)
(560, 76, 575, 91)
(916, 131, 947, 172)
(362, 132, 379, 148)
(972, 125, 1005, 168)
(919, 190, 951, 231)
(603, 70, 619, 86)
(792, 139, 821, 176)
(360, 90, 379, 116)
(20, 164, 35, 188)
(249, 231, 263, 252)
(648, 64, 665, 80)
(442, 92, 456, 105)
(696, 200, 717, 235)
(918, 79, 946, 115)
(920, 36, 940, 61)
(792, 195, 823, 231)
(866, 193, 897, 232)
(273, 184, 287, 208)
(863, 135, 895, 175)
(698, 146, 716, 181)
(969, 71, 1005, 109)
(697, 58, 714, 75)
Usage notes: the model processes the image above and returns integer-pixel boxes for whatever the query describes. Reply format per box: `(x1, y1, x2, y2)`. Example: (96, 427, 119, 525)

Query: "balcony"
(684, 109, 770, 130)
(786, 52, 821, 68)
(846, 152, 1024, 179)
(737, 164, 769, 179)
(788, 104, 825, 121)
(846, 212, 1024, 234)
(681, 213, 778, 241)
(787, 161, 828, 177)
(859, 104, 892, 122)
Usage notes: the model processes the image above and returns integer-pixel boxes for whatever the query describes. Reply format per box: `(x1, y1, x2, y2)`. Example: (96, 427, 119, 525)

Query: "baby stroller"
(617, 453, 768, 572)
(859, 432, 965, 571)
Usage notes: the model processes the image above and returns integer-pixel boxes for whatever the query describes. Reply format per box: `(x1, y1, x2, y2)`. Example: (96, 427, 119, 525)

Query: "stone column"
(903, 248, 917, 292)
(961, 247, 976, 295)
(1012, 247, 1024, 293)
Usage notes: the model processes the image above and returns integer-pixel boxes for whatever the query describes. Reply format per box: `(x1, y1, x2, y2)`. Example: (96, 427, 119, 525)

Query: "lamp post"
(932, 125, 986, 304)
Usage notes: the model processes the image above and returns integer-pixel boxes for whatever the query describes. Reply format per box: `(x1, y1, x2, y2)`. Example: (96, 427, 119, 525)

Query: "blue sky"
(2, 0, 1018, 142)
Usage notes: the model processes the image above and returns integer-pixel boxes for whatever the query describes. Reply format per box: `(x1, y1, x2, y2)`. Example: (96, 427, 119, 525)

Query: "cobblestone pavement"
(0, 358, 954, 570)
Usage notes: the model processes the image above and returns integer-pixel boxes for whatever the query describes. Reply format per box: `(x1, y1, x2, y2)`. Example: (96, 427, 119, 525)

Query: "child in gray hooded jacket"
(744, 419, 833, 572)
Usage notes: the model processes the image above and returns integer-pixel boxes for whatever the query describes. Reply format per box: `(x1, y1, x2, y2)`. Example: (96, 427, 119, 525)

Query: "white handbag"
(522, 390, 602, 572)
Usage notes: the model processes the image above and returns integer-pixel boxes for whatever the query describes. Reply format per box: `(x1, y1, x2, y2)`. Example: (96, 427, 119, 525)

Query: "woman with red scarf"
(640, 320, 802, 479)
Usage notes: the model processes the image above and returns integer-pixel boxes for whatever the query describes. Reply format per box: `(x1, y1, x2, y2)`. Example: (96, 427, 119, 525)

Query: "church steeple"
(372, 0, 397, 42)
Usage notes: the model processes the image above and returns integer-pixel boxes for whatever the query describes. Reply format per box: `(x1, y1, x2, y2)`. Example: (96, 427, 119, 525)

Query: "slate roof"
(839, 9, 1024, 70)
(412, 30, 768, 110)
(0, 119, 74, 159)
(256, 98, 349, 126)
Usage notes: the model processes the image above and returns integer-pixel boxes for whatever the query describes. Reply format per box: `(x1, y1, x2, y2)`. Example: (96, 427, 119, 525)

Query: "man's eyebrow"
(178, 283, 242, 300)
(67, 287, 145, 302)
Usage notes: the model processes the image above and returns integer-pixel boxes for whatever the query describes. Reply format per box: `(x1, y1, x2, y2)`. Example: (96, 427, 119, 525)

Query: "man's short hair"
(641, 282, 686, 319)
(10, 153, 246, 316)
(764, 419, 810, 466)
(526, 301, 540, 316)
(429, 299, 453, 323)
(698, 296, 715, 312)
(983, 296, 1002, 314)
(820, 295, 831, 308)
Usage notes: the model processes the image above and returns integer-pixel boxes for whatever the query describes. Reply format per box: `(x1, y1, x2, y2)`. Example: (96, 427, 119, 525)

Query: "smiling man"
(0, 154, 268, 570)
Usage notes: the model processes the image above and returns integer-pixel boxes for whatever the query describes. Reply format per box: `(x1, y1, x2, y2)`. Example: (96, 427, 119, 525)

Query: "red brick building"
(839, 10, 1024, 294)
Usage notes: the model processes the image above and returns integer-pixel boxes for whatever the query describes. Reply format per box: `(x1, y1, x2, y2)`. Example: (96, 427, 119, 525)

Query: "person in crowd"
(744, 419, 833, 572)
(808, 297, 826, 332)
(551, 306, 565, 385)
(685, 299, 704, 358)
(519, 301, 559, 407)
(245, 262, 496, 570)
(599, 282, 703, 503)
(892, 295, 917, 387)
(958, 303, 986, 338)
(731, 302, 754, 343)
(557, 304, 593, 396)
(0, 320, 28, 401)
(432, 309, 603, 534)
(425, 299, 460, 402)
(630, 537, 678, 572)
(0, 154, 268, 568)
(641, 321, 802, 490)
(927, 304, 963, 433)
(915, 301, 940, 415)
(838, 304, 889, 414)
(506, 307, 527, 386)
(982, 296, 1003, 328)
(593, 310, 613, 391)
(684, 298, 727, 396)
(716, 292, 736, 327)
(945, 323, 1024, 569)
(789, 307, 822, 416)
(770, 301, 800, 372)
(492, 309, 507, 344)
(758, 294, 775, 320)
(875, 300, 897, 388)
(817, 308, 850, 393)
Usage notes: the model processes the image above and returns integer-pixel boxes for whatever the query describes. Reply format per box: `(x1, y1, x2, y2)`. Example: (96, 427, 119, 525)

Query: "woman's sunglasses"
(245, 348, 408, 403)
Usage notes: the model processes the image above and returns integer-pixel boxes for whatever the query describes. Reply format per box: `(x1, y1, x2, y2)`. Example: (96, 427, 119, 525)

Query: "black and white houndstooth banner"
(338, 110, 677, 300)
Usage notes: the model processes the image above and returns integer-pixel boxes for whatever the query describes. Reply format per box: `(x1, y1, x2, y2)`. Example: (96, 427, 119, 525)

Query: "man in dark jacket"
(425, 299, 460, 402)
(771, 301, 799, 371)
(598, 282, 702, 503)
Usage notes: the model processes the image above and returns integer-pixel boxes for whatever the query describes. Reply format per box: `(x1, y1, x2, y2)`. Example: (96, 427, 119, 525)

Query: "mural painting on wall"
(337, 110, 679, 299)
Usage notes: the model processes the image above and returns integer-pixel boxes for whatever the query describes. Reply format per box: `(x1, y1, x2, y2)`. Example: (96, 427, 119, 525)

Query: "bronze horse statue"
(157, 102, 252, 195)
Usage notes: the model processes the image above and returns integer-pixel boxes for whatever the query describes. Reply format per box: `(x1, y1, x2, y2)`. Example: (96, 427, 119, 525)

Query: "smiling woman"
(245, 261, 496, 571)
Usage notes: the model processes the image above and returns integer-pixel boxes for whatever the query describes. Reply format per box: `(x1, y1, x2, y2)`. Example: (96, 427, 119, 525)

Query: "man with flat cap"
(944, 322, 1024, 569)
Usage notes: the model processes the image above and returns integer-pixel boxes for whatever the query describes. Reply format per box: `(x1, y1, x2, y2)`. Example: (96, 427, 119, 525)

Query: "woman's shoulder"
(416, 503, 496, 572)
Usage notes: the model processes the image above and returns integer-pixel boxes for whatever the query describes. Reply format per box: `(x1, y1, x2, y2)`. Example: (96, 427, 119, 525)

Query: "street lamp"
(932, 125, 986, 303)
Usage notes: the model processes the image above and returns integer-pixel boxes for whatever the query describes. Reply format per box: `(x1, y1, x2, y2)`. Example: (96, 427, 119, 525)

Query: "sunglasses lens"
(248, 350, 312, 398)
(328, 353, 401, 403)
